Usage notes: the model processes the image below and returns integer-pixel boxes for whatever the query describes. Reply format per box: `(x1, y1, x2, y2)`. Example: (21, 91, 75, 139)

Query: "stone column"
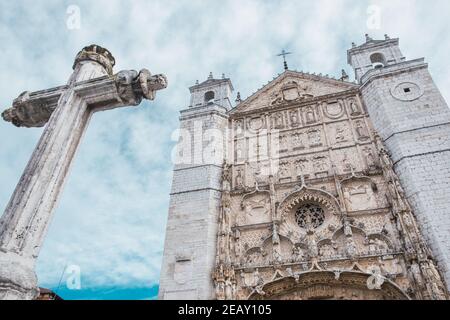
(0, 45, 115, 300)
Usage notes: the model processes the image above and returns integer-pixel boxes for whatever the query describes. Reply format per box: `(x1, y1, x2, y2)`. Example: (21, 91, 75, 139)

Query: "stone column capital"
(73, 44, 115, 75)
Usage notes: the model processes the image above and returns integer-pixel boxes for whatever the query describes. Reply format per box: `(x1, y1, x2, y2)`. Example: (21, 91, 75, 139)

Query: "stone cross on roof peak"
(276, 49, 293, 71)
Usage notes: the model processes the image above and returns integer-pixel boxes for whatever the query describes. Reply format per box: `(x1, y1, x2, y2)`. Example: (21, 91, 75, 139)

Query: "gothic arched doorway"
(248, 271, 410, 300)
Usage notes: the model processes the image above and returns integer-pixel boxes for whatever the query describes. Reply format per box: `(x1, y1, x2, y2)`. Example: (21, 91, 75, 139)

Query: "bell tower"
(348, 34, 450, 290)
(189, 72, 234, 110)
(159, 73, 233, 300)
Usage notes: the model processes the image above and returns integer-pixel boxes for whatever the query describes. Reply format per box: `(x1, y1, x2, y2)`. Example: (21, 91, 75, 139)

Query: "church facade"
(159, 36, 450, 300)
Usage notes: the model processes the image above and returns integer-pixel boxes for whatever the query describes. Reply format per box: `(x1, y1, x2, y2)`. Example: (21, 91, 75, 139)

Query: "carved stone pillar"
(0, 46, 115, 300)
(0, 45, 167, 300)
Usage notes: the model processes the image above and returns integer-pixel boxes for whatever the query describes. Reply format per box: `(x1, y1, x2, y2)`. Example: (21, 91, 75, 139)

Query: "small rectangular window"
(404, 88, 411, 93)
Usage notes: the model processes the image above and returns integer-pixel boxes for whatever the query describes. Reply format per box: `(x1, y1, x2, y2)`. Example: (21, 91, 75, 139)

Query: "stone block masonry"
(359, 58, 450, 290)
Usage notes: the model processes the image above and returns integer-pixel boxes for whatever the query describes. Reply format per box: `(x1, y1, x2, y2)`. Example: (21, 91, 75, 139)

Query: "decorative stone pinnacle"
(365, 34, 372, 42)
(385, 34, 390, 40)
(235, 92, 241, 103)
(73, 44, 116, 76)
(340, 69, 349, 81)
(208, 72, 213, 80)
(300, 174, 306, 188)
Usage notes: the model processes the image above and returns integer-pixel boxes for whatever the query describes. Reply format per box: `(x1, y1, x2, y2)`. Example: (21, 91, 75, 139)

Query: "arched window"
(204, 91, 215, 104)
(370, 53, 386, 69)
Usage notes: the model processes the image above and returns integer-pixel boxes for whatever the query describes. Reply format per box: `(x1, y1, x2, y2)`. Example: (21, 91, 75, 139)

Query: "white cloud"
(0, 0, 449, 296)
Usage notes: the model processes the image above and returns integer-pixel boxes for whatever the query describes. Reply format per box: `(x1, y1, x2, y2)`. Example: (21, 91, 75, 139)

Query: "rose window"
(295, 204, 325, 229)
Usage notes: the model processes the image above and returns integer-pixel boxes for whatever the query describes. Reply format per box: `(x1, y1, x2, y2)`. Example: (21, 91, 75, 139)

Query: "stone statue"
(342, 153, 353, 172)
(355, 120, 369, 140)
(224, 279, 233, 300)
(235, 169, 244, 188)
(369, 239, 377, 254)
(305, 107, 316, 123)
(363, 147, 378, 170)
(115, 68, 167, 105)
(307, 128, 321, 146)
(292, 245, 304, 262)
(222, 164, 232, 191)
(344, 220, 353, 237)
(290, 110, 300, 126)
(235, 120, 243, 134)
(215, 281, 225, 300)
(349, 99, 361, 115)
(307, 234, 319, 259)
(292, 132, 304, 148)
(335, 125, 347, 142)
(345, 238, 358, 257)
(253, 268, 264, 288)
(272, 112, 284, 129)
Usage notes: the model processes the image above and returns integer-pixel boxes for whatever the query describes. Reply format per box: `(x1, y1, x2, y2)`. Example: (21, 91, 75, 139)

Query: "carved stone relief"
(334, 123, 350, 144)
(293, 158, 309, 179)
(248, 161, 270, 186)
(323, 100, 345, 120)
(313, 155, 329, 178)
(249, 272, 409, 300)
(234, 168, 244, 189)
(278, 161, 292, 183)
(307, 128, 322, 147)
(289, 109, 301, 127)
(354, 120, 370, 141)
(248, 116, 265, 132)
(304, 106, 317, 124)
(279, 134, 289, 153)
(291, 131, 305, 150)
(240, 193, 271, 225)
(235, 140, 245, 163)
(217, 82, 448, 300)
(271, 112, 285, 129)
(235, 119, 244, 136)
(269, 81, 314, 107)
(348, 98, 362, 116)
(362, 146, 379, 171)
(342, 152, 354, 173)
(342, 178, 378, 212)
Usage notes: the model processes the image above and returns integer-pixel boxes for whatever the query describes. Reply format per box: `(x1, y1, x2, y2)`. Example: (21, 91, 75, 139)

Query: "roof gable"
(230, 70, 358, 115)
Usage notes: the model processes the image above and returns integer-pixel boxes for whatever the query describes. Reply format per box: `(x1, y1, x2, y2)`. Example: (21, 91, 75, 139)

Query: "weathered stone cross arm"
(2, 56, 167, 127)
(0, 44, 167, 300)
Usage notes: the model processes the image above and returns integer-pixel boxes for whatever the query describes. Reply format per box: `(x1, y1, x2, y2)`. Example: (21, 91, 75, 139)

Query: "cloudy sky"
(0, 0, 449, 300)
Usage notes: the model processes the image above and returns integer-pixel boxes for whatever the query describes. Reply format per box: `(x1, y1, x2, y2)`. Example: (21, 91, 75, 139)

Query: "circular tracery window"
(295, 204, 325, 229)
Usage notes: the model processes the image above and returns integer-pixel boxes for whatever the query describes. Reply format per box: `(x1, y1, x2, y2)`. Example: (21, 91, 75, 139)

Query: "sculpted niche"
(341, 176, 379, 212)
(240, 191, 272, 226)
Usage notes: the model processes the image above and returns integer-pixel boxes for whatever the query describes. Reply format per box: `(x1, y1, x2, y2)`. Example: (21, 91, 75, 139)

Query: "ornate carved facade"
(160, 36, 450, 300)
(212, 72, 448, 301)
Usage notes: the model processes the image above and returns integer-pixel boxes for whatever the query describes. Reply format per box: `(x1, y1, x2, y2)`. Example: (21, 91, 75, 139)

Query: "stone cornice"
(359, 58, 427, 89)
(189, 78, 234, 92)
(179, 104, 229, 121)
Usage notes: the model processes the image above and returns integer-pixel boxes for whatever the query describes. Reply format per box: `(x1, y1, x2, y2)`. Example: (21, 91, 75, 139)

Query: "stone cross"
(0, 44, 167, 300)
(276, 49, 292, 71)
